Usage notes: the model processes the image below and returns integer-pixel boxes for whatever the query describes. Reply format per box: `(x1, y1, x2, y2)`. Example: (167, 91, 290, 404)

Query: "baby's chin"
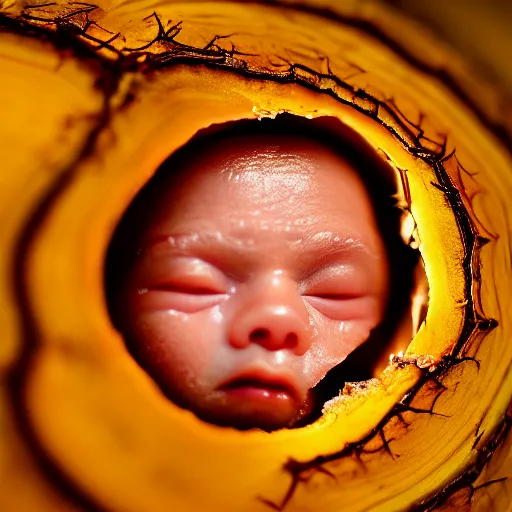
(184, 389, 316, 432)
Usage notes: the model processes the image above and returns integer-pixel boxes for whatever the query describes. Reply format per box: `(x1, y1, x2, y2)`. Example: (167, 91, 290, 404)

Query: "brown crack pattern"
(260, 355, 498, 511)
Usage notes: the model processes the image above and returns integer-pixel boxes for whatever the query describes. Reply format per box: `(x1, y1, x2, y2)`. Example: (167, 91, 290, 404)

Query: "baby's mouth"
(218, 371, 300, 404)
(214, 369, 315, 431)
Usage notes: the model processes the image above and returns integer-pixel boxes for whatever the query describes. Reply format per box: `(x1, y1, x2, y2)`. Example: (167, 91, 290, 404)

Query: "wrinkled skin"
(114, 134, 389, 431)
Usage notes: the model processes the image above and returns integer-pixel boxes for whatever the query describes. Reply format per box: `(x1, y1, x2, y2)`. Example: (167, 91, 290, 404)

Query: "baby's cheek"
(124, 306, 222, 396)
(302, 313, 374, 387)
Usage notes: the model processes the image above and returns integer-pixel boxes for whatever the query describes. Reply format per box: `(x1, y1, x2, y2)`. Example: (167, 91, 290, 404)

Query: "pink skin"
(117, 134, 389, 431)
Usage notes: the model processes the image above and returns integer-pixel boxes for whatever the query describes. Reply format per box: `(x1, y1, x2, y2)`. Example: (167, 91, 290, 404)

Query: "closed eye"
(142, 281, 229, 313)
(305, 292, 360, 300)
(303, 294, 373, 321)
(151, 283, 226, 295)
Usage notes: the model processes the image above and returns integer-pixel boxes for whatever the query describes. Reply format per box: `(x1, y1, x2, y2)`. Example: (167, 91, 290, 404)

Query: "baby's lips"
(218, 366, 304, 403)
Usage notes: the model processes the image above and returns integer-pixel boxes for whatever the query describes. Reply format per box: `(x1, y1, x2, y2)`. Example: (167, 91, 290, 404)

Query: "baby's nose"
(228, 276, 312, 355)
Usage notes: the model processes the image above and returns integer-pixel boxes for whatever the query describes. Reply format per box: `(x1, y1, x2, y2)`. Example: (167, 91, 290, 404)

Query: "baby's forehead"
(131, 134, 385, 256)
(127, 132, 384, 243)
(151, 133, 368, 218)
(173, 133, 353, 178)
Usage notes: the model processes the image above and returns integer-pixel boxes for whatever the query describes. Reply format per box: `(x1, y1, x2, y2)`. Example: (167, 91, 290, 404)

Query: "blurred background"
(387, 0, 512, 90)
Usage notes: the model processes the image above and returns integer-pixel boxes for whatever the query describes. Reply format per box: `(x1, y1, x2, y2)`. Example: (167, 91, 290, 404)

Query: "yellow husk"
(1, 1, 512, 511)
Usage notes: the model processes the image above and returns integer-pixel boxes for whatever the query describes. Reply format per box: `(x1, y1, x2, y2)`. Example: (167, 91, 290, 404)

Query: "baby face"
(116, 134, 389, 431)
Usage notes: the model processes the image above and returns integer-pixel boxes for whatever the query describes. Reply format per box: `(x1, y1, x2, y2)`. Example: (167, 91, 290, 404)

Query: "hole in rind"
(104, 115, 422, 430)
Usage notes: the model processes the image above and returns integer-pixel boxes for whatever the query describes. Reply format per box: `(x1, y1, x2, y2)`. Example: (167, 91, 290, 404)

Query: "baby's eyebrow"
(295, 232, 380, 277)
(140, 230, 375, 264)
(138, 230, 382, 284)
(140, 232, 247, 254)
(299, 232, 370, 257)
(138, 232, 266, 278)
